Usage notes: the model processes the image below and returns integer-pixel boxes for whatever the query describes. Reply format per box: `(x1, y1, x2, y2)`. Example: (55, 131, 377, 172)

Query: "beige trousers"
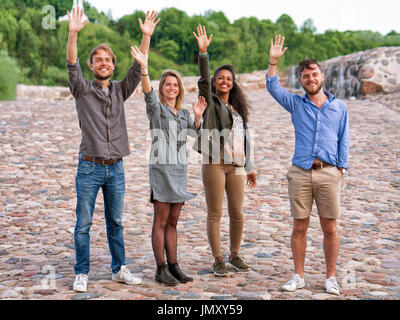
(202, 163, 245, 258)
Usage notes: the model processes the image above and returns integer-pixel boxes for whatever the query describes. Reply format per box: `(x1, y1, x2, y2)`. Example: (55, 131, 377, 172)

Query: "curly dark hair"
(211, 64, 251, 123)
(298, 59, 321, 76)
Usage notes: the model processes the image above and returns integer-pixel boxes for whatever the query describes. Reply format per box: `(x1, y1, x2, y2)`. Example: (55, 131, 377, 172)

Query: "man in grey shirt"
(66, 7, 160, 292)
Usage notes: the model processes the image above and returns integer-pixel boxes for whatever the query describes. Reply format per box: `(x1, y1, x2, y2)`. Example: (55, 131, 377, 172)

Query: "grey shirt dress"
(145, 89, 198, 203)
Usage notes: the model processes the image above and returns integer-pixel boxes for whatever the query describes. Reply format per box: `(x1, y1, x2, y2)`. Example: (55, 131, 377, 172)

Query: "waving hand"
(193, 25, 213, 54)
(139, 10, 160, 37)
(67, 7, 88, 33)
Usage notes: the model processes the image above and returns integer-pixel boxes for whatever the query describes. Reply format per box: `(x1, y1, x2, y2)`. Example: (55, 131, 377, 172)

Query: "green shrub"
(42, 66, 69, 87)
(0, 50, 19, 100)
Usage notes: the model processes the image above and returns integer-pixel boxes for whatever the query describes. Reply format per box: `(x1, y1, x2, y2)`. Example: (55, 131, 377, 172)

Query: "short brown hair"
(159, 70, 184, 110)
(298, 59, 321, 76)
(88, 43, 116, 66)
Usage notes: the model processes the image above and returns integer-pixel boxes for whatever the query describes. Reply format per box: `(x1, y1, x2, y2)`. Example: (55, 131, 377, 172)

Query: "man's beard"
(94, 70, 113, 81)
(302, 81, 323, 96)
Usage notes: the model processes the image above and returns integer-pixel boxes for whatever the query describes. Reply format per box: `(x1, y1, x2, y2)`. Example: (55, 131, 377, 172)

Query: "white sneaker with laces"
(324, 276, 340, 295)
(112, 265, 142, 285)
(73, 274, 88, 292)
(281, 274, 305, 292)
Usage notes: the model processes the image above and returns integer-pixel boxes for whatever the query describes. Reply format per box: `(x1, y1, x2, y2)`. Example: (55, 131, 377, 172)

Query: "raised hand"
(269, 34, 288, 64)
(193, 95, 207, 119)
(130, 46, 148, 68)
(193, 25, 213, 54)
(67, 7, 88, 33)
(139, 10, 160, 37)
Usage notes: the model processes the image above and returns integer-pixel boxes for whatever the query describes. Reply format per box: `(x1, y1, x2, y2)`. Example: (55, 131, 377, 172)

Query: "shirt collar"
(92, 79, 113, 91)
(302, 90, 336, 103)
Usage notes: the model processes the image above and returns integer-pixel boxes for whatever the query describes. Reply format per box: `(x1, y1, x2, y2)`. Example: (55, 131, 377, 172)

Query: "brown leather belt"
(82, 156, 121, 165)
(310, 161, 333, 170)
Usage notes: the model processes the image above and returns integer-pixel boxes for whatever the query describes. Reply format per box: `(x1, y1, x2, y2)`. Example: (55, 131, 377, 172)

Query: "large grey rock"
(287, 46, 400, 98)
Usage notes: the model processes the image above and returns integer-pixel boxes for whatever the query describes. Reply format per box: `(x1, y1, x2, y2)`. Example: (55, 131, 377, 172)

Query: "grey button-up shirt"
(67, 58, 141, 158)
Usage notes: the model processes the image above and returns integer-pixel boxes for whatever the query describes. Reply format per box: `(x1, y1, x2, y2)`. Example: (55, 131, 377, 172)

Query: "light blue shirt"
(266, 74, 350, 170)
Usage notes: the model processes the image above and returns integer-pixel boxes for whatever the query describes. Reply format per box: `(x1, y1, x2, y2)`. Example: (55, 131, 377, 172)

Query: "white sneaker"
(281, 274, 305, 292)
(73, 274, 88, 292)
(324, 276, 341, 295)
(112, 265, 142, 285)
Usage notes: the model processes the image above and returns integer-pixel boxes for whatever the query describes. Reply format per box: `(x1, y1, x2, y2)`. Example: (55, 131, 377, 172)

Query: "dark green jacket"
(192, 54, 254, 173)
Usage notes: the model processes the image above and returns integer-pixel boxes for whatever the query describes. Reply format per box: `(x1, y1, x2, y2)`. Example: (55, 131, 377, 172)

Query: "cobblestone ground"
(0, 89, 399, 300)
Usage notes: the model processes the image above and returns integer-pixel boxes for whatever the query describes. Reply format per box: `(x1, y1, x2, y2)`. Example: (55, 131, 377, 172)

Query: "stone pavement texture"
(0, 89, 399, 300)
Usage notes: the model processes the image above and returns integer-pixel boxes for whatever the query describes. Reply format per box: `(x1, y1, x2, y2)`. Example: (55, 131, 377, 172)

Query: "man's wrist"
(199, 51, 208, 56)
(269, 60, 279, 65)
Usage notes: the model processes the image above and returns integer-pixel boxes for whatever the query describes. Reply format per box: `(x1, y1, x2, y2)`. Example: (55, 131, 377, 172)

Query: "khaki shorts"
(287, 165, 343, 220)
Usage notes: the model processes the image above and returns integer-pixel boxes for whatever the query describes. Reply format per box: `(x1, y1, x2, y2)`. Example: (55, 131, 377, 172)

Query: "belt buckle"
(106, 158, 115, 165)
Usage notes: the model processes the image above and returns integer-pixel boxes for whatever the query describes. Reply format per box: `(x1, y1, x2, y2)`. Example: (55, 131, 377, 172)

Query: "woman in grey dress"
(130, 45, 207, 286)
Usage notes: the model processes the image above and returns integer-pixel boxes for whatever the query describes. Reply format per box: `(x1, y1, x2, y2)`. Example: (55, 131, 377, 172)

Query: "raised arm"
(193, 25, 214, 104)
(130, 45, 161, 117)
(266, 34, 288, 78)
(119, 11, 160, 101)
(265, 34, 298, 113)
(130, 46, 151, 93)
(66, 7, 88, 64)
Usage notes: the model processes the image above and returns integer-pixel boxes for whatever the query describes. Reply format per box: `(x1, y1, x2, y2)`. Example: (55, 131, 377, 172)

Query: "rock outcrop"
(287, 46, 400, 98)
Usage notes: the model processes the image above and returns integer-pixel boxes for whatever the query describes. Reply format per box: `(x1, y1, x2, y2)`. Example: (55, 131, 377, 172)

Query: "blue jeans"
(74, 158, 126, 275)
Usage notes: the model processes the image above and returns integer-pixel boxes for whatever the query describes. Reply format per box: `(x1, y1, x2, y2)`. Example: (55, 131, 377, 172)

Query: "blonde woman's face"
(162, 76, 180, 102)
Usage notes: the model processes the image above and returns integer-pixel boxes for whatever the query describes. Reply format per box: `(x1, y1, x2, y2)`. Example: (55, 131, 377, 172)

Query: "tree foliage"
(1, 0, 399, 90)
(0, 51, 20, 100)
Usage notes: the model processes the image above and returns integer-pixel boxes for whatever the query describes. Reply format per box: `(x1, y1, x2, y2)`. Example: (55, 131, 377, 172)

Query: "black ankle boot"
(168, 262, 193, 283)
(155, 264, 179, 286)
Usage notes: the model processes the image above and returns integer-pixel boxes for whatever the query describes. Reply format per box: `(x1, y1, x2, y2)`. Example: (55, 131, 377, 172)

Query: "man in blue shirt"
(265, 35, 350, 296)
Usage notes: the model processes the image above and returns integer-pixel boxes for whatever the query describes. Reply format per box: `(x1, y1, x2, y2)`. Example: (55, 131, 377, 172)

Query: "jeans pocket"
(113, 160, 125, 175)
(77, 160, 95, 175)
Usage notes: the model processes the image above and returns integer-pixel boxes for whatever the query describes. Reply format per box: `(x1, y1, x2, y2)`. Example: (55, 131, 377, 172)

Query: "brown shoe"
(168, 262, 193, 283)
(213, 260, 228, 277)
(155, 264, 179, 286)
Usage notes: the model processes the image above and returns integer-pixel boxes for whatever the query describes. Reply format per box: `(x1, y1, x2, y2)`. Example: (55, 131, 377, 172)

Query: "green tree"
(300, 19, 316, 34)
(0, 51, 20, 100)
(0, 11, 19, 55)
(157, 39, 180, 61)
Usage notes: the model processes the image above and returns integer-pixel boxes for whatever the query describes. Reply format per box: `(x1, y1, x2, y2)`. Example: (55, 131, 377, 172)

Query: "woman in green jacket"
(193, 25, 257, 277)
